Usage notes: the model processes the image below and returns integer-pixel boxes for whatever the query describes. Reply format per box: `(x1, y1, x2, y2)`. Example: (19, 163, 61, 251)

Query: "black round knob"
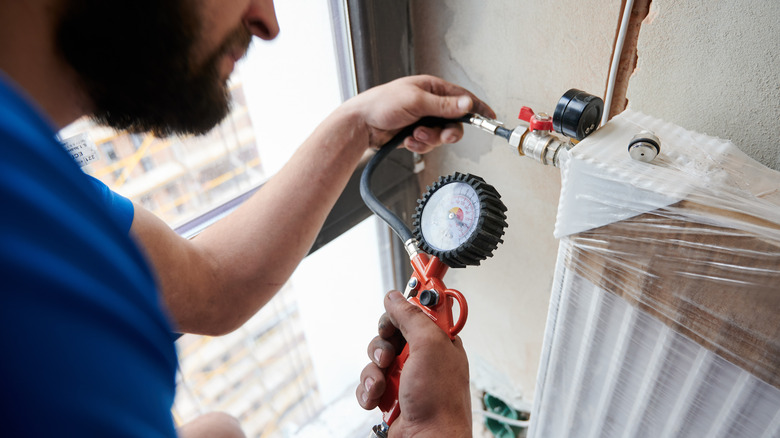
(418, 290, 439, 307)
(553, 89, 604, 141)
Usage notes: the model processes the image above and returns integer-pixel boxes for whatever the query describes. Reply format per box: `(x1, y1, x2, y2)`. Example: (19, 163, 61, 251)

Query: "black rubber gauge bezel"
(412, 172, 508, 268)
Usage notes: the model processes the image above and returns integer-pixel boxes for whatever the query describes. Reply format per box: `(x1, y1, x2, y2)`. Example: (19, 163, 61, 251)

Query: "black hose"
(360, 116, 471, 244)
(360, 130, 415, 243)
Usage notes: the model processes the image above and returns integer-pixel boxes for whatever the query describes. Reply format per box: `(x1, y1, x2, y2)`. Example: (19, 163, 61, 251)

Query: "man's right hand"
(341, 74, 496, 153)
(356, 290, 472, 438)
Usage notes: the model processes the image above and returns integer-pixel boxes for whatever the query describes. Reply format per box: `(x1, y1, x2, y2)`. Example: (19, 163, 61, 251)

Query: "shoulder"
(85, 174, 136, 233)
(0, 76, 178, 437)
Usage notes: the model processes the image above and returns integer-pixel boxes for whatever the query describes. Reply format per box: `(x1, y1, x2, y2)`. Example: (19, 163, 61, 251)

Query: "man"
(0, 0, 489, 436)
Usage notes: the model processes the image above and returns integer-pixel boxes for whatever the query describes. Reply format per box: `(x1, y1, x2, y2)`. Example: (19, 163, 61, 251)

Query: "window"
(59, 0, 417, 435)
(101, 141, 118, 162)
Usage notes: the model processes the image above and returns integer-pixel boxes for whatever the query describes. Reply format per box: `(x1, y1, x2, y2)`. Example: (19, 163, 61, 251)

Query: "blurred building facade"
(173, 285, 323, 438)
(78, 83, 263, 228)
(68, 81, 324, 437)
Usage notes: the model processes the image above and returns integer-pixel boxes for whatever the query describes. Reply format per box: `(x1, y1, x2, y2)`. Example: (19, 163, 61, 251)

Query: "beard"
(55, 0, 251, 136)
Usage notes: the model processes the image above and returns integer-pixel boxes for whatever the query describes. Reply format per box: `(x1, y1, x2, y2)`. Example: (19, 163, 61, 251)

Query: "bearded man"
(0, 1, 491, 436)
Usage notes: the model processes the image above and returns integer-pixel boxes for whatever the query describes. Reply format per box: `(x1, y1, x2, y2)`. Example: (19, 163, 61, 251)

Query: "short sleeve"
(86, 174, 135, 233)
(1, 74, 177, 437)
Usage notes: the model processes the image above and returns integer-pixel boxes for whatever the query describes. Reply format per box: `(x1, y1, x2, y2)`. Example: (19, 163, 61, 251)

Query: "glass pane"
(173, 216, 386, 437)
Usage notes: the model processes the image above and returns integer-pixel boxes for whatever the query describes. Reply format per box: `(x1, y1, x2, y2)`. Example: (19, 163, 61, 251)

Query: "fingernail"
(445, 134, 458, 144)
(364, 377, 375, 392)
(416, 129, 429, 141)
(374, 348, 382, 364)
(362, 392, 368, 404)
(387, 290, 401, 301)
(457, 96, 471, 111)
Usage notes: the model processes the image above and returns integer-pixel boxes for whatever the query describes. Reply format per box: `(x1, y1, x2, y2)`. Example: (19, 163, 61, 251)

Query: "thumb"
(415, 93, 473, 120)
(383, 290, 440, 345)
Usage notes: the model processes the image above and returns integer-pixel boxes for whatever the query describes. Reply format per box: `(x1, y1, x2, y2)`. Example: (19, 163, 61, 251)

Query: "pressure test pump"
(361, 89, 603, 438)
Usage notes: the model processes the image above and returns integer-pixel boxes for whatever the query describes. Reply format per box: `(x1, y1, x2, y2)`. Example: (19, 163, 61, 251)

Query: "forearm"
(135, 75, 493, 336)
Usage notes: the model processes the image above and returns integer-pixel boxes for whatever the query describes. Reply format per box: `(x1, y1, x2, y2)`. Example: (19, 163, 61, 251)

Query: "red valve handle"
(377, 254, 468, 427)
(518, 106, 553, 132)
(518, 106, 535, 122)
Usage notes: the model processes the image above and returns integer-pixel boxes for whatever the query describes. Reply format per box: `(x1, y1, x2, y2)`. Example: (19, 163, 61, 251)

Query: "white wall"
(627, 0, 780, 170)
(409, 0, 779, 411)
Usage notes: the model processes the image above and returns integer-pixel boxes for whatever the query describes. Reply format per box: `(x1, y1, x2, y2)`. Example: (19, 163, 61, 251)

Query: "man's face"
(56, 0, 253, 136)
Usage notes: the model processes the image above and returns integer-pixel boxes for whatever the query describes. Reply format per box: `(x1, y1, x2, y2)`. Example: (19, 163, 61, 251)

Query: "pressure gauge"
(412, 173, 508, 268)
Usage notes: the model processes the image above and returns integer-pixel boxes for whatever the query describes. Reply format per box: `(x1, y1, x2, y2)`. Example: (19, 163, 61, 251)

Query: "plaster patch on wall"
(410, 1, 494, 165)
(471, 354, 533, 414)
(643, 0, 658, 24)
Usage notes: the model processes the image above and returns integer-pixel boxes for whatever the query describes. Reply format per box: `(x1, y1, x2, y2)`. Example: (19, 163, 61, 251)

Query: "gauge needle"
(448, 212, 468, 229)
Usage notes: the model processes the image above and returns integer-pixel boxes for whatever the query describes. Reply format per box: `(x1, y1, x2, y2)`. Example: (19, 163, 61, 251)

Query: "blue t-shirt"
(86, 174, 135, 233)
(0, 74, 178, 436)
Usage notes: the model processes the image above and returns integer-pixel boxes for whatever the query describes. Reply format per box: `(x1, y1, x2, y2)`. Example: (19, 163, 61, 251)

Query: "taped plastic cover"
(529, 110, 780, 437)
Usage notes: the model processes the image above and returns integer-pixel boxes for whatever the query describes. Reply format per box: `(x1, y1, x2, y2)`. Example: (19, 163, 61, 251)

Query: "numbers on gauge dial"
(419, 182, 481, 252)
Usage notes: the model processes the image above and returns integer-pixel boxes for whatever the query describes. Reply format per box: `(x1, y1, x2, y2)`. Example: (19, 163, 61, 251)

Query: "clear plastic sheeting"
(529, 110, 780, 438)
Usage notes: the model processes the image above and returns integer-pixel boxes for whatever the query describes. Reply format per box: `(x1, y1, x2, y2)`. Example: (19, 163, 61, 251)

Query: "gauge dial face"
(419, 182, 481, 252)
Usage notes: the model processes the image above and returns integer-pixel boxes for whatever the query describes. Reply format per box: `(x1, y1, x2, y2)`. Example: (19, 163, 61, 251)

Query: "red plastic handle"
(378, 344, 407, 425)
(518, 106, 553, 132)
(518, 106, 536, 123)
(443, 288, 468, 337)
(377, 254, 469, 427)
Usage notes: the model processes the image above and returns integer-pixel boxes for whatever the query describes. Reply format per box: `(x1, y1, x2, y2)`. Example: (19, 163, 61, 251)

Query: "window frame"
(174, 0, 418, 289)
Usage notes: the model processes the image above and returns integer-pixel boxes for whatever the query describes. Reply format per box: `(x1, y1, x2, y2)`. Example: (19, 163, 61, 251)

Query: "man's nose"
(244, 0, 279, 40)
